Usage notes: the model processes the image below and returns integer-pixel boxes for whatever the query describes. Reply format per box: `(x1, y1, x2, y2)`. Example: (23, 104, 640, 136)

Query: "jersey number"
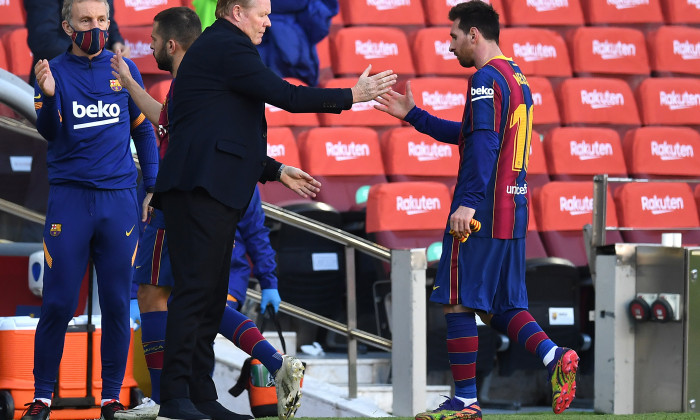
(510, 104, 533, 171)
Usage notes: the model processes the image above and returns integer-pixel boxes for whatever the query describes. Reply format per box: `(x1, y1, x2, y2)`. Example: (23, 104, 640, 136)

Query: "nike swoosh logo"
(433, 285, 440, 290)
(135, 265, 142, 269)
(34, 94, 41, 99)
(126, 225, 135, 236)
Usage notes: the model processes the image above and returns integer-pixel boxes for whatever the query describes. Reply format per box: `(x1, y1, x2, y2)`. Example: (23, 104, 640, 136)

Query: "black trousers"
(159, 188, 241, 402)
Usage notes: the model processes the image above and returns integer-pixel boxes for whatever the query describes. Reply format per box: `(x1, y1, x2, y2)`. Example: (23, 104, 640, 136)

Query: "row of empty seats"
(343, 179, 700, 268)
(257, 125, 700, 197)
(3, 7, 700, 79)
(335, 0, 700, 27)
(324, 25, 700, 78)
(2, 0, 697, 27)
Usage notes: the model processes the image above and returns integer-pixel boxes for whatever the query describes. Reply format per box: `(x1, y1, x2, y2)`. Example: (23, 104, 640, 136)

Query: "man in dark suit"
(152, 0, 397, 419)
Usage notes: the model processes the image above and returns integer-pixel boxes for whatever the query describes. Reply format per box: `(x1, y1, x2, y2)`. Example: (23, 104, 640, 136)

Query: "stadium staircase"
(210, 334, 451, 417)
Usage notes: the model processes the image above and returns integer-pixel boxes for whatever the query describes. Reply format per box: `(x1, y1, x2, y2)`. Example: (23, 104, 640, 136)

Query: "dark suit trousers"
(159, 188, 241, 403)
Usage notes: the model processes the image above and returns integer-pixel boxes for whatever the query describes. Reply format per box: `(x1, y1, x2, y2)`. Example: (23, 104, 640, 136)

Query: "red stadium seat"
(581, 0, 663, 24)
(298, 127, 387, 212)
(636, 77, 700, 126)
(534, 181, 621, 266)
(568, 26, 650, 76)
(319, 78, 400, 126)
(411, 27, 475, 77)
(0, 0, 25, 25)
(503, 0, 585, 26)
(528, 130, 550, 189)
(258, 127, 309, 206)
(112, 0, 176, 26)
(366, 181, 450, 263)
(614, 182, 700, 245)
(331, 26, 415, 77)
(119, 26, 169, 75)
(2, 28, 32, 82)
(331, 8, 344, 26)
(695, 185, 700, 220)
(339, 0, 425, 25)
(264, 78, 320, 127)
(499, 28, 572, 77)
(558, 77, 640, 126)
(544, 127, 627, 181)
(647, 26, 700, 76)
(423, 0, 507, 26)
(529, 77, 560, 126)
(407, 77, 469, 122)
(623, 126, 700, 179)
(662, 0, 700, 24)
(380, 127, 458, 187)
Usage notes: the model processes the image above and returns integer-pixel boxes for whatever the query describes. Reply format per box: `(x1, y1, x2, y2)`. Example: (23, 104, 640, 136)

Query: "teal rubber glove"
(130, 298, 141, 331)
(260, 289, 281, 314)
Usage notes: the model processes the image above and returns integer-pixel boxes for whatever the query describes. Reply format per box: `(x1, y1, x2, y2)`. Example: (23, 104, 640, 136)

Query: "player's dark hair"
(154, 7, 202, 50)
(448, 1, 500, 45)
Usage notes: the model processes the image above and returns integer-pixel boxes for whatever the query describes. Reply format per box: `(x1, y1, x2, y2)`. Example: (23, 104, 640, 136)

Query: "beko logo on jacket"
(72, 101, 120, 129)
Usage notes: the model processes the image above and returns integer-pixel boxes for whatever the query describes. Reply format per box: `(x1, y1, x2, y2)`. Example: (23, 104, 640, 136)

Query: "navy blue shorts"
(133, 209, 173, 288)
(431, 233, 528, 314)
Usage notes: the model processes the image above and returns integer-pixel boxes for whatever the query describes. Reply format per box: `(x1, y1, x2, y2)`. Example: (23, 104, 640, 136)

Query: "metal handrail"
(261, 201, 391, 262)
(246, 289, 391, 351)
(592, 175, 700, 248)
(0, 197, 46, 225)
(0, 194, 394, 398)
(590, 175, 700, 278)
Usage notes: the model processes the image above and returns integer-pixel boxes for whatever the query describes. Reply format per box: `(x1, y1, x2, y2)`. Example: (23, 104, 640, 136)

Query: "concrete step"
(212, 334, 451, 417)
(301, 352, 391, 385)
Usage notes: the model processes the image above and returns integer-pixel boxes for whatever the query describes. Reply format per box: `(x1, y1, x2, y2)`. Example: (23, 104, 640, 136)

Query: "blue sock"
(219, 305, 283, 374)
(140, 311, 167, 404)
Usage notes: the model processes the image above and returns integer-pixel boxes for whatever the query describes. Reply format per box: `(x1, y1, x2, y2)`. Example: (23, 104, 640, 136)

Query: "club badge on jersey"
(50, 223, 62, 237)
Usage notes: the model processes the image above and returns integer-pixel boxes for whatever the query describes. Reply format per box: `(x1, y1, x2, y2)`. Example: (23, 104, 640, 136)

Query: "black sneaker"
(20, 400, 50, 420)
(194, 400, 252, 420)
(101, 400, 126, 420)
(156, 398, 211, 420)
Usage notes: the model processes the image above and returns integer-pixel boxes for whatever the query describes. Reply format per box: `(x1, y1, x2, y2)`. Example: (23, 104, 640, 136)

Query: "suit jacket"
(155, 18, 353, 210)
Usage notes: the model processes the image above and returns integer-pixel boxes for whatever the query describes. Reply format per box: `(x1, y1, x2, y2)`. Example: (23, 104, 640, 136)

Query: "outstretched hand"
(279, 165, 321, 198)
(34, 59, 55, 97)
(110, 49, 134, 90)
(351, 65, 398, 103)
(374, 80, 416, 120)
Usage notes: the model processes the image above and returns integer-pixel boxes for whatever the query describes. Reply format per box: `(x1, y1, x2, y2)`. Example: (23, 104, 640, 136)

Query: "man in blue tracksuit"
(22, 1, 159, 420)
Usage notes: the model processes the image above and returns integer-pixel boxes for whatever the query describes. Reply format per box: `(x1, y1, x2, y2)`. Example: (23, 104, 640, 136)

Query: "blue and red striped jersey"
(455, 55, 533, 239)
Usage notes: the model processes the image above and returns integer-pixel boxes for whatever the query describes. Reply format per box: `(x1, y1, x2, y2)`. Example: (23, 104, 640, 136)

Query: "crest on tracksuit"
(110, 79, 123, 92)
(50, 223, 62, 237)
